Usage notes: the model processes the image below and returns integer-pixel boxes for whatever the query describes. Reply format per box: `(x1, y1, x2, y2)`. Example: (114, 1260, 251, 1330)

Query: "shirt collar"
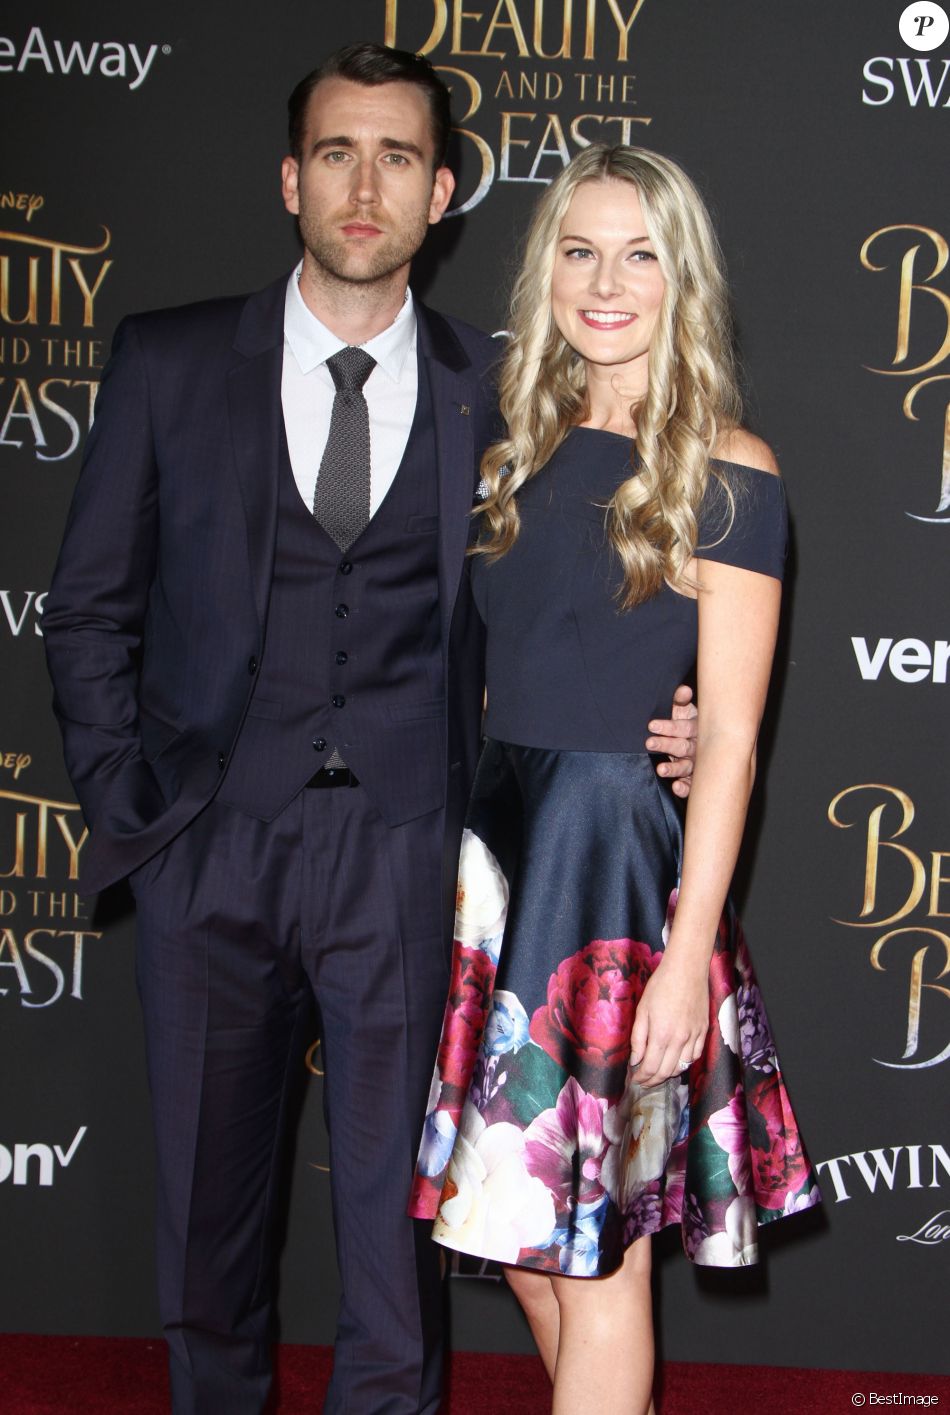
(284, 263, 416, 382)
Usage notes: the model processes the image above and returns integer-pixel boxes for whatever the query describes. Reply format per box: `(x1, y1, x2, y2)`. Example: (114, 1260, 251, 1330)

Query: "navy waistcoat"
(218, 358, 443, 825)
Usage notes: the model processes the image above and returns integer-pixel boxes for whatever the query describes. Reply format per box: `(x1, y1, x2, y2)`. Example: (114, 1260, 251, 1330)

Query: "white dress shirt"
(281, 265, 418, 517)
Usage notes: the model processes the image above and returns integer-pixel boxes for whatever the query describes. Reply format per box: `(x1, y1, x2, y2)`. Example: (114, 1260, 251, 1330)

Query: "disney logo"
(0, 190, 44, 222)
(0, 752, 31, 780)
(896, 1208, 950, 1245)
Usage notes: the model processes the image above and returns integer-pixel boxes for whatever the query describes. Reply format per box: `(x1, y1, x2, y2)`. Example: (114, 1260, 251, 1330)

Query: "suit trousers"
(130, 783, 451, 1415)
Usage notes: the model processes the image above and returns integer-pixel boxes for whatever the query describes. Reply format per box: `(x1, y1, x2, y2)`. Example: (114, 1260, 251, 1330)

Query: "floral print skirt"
(408, 739, 820, 1275)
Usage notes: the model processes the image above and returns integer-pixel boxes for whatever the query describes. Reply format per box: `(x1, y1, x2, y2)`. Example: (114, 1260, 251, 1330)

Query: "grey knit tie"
(313, 346, 376, 550)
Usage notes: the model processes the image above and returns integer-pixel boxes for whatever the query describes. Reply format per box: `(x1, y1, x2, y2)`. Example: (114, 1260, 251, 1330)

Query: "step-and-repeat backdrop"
(2, 0, 947, 1376)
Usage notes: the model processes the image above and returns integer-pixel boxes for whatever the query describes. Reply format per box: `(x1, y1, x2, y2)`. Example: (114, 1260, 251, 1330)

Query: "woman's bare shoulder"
(713, 427, 781, 477)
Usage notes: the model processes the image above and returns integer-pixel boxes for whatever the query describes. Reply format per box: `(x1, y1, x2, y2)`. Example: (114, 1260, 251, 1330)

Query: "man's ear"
(281, 156, 301, 216)
(428, 165, 456, 225)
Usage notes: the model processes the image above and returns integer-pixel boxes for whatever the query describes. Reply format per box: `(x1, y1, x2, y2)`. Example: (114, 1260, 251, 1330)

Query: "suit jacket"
(43, 274, 497, 897)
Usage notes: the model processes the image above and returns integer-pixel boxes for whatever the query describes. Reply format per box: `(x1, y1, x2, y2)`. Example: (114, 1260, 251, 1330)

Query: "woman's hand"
(628, 955, 709, 1086)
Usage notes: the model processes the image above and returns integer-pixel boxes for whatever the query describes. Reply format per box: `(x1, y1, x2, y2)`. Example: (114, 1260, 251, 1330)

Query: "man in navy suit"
(44, 43, 695, 1415)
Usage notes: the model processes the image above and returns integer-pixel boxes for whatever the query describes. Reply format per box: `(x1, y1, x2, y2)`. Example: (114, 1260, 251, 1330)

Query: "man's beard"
(299, 206, 430, 286)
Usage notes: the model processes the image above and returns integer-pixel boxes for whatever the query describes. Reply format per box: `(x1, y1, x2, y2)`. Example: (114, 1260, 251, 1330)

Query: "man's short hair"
(288, 43, 452, 169)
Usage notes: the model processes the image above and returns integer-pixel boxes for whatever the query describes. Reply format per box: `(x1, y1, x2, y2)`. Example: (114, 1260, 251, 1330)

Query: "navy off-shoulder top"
(472, 426, 787, 752)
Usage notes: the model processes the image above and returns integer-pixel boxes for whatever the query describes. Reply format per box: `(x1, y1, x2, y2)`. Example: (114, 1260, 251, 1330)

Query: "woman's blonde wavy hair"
(475, 144, 743, 608)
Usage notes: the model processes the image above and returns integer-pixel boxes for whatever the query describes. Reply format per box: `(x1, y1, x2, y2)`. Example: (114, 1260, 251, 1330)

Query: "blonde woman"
(410, 146, 819, 1414)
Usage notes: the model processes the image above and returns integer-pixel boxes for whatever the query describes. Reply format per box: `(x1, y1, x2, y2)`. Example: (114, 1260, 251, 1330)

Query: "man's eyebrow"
(380, 138, 425, 159)
(310, 136, 425, 159)
(311, 135, 355, 153)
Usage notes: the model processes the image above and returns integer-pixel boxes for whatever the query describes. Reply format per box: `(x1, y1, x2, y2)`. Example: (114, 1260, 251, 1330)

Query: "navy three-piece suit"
(43, 274, 498, 1413)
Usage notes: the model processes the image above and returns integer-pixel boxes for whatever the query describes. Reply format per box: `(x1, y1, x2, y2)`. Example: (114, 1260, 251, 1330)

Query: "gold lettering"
(22, 929, 65, 1009)
(583, 0, 597, 58)
(601, 0, 648, 61)
(533, 0, 573, 59)
(0, 376, 46, 450)
(861, 225, 950, 376)
(592, 113, 651, 142)
(66, 257, 113, 328)
(433, 66, 495, 217)
(384, 0, 449, 52)
(448, 127, 496, 213)
(0, 814, 26, 878)
(67, 930, 99, 1000)
(0, 790, 87, 882)
(53, 813, 89, 881)
(453, 1, 488, 55)
(388, 0, 652, 61)
(0, 229, 112, 328)
(828, 783, 925, 926)
(498, 111, 537, 179)
(526, 112, 571, 181)
(480, 0, 531, 56)
(570, 112, 651, 145)
(0, 254, 39, 324)
(40, 337, 103, 368)
(903, 375, 950, 515)
(930, 851, 950, 917)
(80, 377, 99, 428)
(0, 193, 44, 223)
(438, 65, 483, 123)
(29, 889, 87, 919)
(46, 891, 70, 919)
(870, 928, 950, 1069)
(34, 798, 50, 878)
(0, 926, 30, 992)
(49, 243, 63, 326)
(0, 336, 30, 365)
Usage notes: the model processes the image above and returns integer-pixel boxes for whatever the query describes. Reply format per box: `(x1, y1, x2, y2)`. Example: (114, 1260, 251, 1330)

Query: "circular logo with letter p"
(899, 1, 949, 51)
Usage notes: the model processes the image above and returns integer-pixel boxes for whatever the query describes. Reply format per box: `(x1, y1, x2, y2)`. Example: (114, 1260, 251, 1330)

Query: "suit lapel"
(417, 305, 478, 650)
(226, 276, 287, 629)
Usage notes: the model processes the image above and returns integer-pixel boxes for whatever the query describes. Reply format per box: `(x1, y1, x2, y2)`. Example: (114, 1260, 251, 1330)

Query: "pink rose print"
(748, 1072, 813, 1210)
(437, 945, 496, 1093)
(529, 938, 662, 1097)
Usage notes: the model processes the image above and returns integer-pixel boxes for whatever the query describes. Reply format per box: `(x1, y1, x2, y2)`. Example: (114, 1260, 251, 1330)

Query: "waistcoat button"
(313, 737, 327, 752)
(332, 694, 346, 709)
(335, 604, 348, 619)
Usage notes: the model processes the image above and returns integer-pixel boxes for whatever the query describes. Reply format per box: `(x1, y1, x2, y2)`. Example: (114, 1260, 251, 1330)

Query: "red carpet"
(2, 1335, 948, 1413)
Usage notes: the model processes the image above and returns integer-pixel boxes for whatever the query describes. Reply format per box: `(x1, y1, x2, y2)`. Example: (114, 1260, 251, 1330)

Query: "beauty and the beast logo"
(0, 752, 99, 1009)
(828, 784, 950, 1070)
(0, 191, 112, 461)
(860, 224, 950, 524)
(383, 0, 653, 213)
